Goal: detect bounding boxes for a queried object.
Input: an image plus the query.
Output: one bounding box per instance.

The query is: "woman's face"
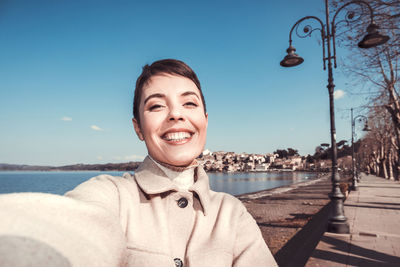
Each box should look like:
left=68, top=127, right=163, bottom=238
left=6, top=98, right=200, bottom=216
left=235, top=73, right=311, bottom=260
left=133, top=74, right=208, bottom=166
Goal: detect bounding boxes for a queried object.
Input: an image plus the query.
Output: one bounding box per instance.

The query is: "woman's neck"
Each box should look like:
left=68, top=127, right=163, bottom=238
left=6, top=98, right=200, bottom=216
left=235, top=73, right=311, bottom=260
left=148, top=155, right=198, bottom=191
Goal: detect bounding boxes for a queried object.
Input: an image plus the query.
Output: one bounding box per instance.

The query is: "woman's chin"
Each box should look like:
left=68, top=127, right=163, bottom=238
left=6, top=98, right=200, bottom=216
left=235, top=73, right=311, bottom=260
left=153, top=153, right=197, bottom=167
left=166, top=157, right=196, bottom=167
left=149, top=145, right=203, bottom=167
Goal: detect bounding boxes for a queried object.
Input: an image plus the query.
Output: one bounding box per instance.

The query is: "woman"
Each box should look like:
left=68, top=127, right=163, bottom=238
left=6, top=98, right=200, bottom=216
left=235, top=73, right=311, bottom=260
left=0, top=59, right=277, bottom=267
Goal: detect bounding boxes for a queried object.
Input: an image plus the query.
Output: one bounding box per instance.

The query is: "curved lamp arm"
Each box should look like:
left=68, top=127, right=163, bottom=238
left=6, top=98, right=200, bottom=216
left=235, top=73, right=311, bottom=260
left=331, top=0, right=375, bottom=68
left=288, top=16, right=325, bottom=44
left=331, top=0, right=374, bottom=27
left=284, top=16, right=326, bottom=69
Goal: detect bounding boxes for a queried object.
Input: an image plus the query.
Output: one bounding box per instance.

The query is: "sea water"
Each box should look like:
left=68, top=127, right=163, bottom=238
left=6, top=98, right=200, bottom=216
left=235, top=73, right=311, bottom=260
left=0, top=171, right=318, bottom=196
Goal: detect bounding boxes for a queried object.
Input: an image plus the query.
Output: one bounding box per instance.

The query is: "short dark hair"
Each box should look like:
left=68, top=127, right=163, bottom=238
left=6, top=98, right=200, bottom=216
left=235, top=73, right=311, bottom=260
left=133, top=59, right=206, bottom=124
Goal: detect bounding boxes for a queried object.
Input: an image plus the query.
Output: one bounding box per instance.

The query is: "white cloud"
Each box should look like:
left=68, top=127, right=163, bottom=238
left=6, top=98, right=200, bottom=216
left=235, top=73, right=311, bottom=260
left=334, top=89, right=345, bottom=100
left=61, top=116, right=72, bottom=121
left=97, top=156, right=103, bottom=160
left=90, top=125, right=103, bottom=131
left=124, top=155, right=145, bottom=161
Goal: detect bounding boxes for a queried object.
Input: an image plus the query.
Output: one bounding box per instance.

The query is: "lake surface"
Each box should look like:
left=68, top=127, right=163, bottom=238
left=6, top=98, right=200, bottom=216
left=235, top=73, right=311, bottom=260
left=0, top=171, right=319, bottom=196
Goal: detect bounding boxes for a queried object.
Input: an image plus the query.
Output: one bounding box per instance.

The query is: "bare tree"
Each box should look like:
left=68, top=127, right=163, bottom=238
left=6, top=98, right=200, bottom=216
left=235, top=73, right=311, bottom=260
left=365, top=105, right=395, bottom=178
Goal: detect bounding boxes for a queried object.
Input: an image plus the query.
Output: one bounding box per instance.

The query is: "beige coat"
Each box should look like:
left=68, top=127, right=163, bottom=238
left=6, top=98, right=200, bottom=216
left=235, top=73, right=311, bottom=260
left=0, top=157, right=277, bottom=266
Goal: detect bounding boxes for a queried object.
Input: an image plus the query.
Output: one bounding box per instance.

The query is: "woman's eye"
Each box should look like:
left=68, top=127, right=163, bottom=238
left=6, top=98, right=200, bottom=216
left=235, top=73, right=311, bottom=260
left=149, top=104, right=163, bottom=111
left=184, top=102, right=198, bottom=107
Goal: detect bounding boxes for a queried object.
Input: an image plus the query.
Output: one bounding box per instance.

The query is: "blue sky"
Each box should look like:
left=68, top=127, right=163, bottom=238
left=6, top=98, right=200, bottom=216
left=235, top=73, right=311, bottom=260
left=0, top=0, right=370, bottom=165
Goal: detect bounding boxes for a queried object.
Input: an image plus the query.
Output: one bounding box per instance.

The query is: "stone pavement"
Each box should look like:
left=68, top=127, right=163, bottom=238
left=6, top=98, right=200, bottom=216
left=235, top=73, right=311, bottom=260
left=306, top=174, right=400, bottom=267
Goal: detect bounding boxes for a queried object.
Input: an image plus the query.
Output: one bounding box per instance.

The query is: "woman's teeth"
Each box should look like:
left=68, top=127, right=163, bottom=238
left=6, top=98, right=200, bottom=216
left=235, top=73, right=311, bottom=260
left=163, top=132, right=191, bottom=141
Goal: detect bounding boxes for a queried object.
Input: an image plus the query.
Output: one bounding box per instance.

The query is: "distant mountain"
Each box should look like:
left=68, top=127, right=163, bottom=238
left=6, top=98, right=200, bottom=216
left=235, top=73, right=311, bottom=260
left=0, top=162, right=141, bottom=171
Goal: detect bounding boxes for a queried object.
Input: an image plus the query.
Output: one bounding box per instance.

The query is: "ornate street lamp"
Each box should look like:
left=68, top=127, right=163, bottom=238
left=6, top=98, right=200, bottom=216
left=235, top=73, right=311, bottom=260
left=280, top=45, right=304, bottom=67
left=280, top=0, right=389, bottom=234
left=351, top=108, right=371, bottom=191
left=358, top=22, right=390, bottom=48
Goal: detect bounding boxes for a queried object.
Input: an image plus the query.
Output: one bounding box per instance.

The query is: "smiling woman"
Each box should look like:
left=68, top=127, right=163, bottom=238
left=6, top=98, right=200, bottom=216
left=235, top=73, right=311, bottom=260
left=132, top=72, right=208, bottom=167
left=0, top=59, right=277, bottom=267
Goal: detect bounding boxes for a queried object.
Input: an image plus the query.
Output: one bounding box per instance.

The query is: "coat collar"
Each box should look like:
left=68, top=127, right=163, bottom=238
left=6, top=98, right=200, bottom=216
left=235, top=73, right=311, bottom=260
left=134, top=156, right=211, bottom=215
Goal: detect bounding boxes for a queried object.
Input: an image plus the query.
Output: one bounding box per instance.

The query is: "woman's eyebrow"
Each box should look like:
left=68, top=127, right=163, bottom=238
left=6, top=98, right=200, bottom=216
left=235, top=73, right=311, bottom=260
left=144, top=93, right=166, bottom=105
left=181, top=91, right=200, bottom=99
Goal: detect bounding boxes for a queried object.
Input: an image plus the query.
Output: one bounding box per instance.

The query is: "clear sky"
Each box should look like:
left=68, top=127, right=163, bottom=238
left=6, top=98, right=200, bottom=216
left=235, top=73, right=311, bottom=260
left=0, top=0, right=370, bottom=165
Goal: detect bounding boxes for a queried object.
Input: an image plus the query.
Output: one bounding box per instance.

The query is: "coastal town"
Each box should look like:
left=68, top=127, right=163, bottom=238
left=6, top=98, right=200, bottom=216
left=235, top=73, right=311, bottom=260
left=197, top=149, right=332, bottom=172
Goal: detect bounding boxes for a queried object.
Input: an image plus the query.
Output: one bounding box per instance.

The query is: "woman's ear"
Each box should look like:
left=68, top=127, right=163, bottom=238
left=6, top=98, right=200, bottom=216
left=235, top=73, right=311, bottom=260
left=132, top=118, right=144, bottom=141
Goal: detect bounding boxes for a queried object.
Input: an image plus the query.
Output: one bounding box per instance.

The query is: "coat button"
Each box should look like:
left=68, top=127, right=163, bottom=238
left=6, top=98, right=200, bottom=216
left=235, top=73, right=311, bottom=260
left=177, top=197, right=188, bottom=208
left=174, top=258, right=183, bottom=267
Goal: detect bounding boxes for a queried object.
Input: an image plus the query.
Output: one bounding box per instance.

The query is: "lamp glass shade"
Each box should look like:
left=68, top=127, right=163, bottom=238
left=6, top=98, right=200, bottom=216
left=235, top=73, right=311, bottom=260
left=358, top=32, right=390, bottom=48
left=280, top=54, right=304, bottom=67
left=358, top=23, right=390, bottom=48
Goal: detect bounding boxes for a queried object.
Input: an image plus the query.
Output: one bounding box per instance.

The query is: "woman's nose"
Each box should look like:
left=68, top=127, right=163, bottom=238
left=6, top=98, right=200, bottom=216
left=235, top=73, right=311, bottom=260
left=168, top=106, right=184, bottom=121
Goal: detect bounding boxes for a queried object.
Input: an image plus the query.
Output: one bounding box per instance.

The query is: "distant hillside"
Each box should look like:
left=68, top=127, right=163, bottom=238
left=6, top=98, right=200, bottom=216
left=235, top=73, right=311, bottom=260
left=0, top=162, right=141, bottom=171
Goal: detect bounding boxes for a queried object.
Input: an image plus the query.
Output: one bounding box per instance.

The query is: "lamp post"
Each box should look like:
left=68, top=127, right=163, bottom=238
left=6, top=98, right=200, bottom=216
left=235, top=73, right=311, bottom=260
left=280, top=0, right=389, bottom=233
left=351, top=108, right=370, bottom=191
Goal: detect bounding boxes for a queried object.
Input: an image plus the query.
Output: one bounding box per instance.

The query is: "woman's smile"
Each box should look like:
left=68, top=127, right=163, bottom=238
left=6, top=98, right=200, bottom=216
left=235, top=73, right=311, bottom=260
left=162, top=130, right=193, bottom=143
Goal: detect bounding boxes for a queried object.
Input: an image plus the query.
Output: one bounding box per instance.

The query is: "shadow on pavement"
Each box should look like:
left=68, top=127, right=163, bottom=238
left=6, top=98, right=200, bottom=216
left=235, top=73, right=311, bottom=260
left=274, top=202, right=332, bottom=267
left=311, top=249, right=386, bottom=266
left=312, top=235, right=400, bottom=266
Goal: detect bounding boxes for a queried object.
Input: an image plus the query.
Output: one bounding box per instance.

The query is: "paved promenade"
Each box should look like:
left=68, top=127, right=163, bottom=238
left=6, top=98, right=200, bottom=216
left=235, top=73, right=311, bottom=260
left=306, top=174, right=400, bottom=266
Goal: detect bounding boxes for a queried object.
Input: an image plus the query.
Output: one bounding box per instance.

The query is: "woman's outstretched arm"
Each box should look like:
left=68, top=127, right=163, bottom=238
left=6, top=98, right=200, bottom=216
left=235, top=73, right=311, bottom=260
left=0, top=191, right=126, bottom=266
